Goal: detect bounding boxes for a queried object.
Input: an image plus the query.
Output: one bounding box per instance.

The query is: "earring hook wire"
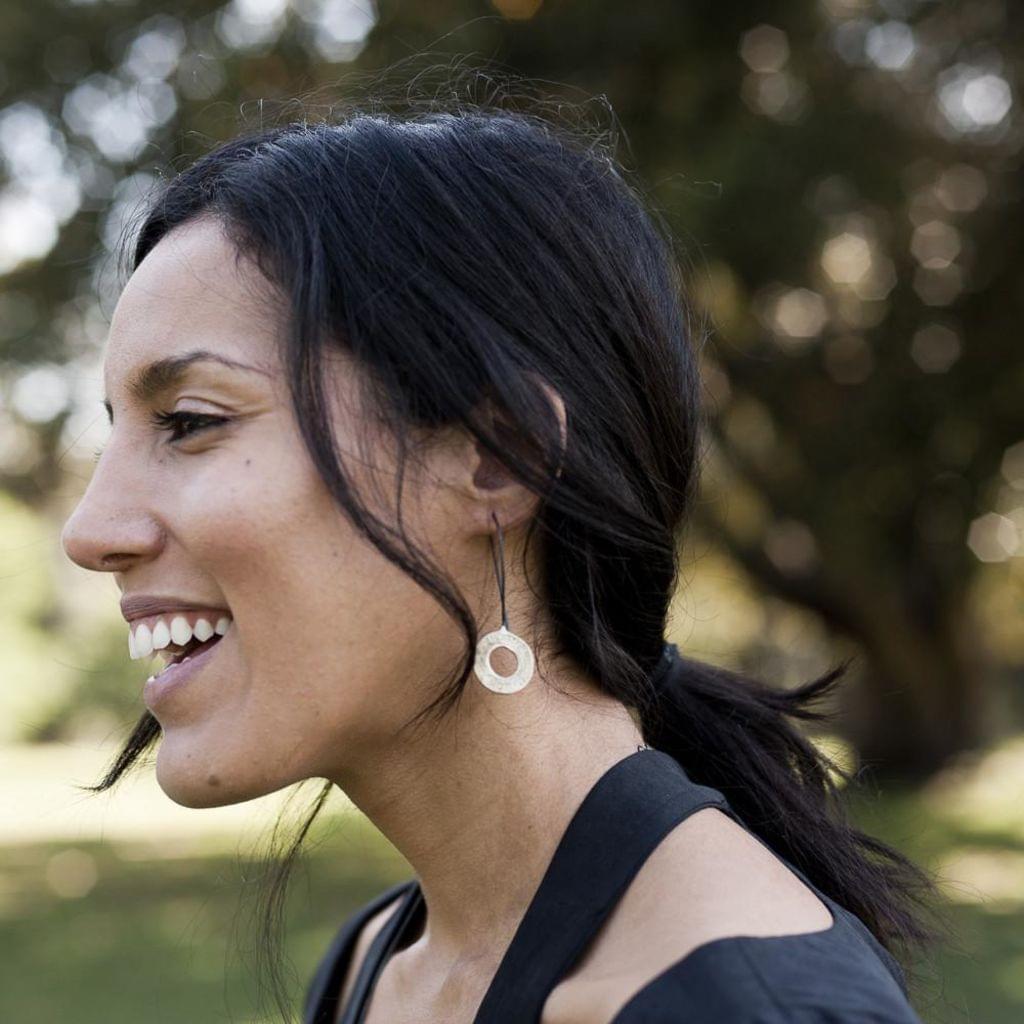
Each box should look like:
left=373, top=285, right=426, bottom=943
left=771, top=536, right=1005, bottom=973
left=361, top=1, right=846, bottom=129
left=490, top=510, right=509, bottom=629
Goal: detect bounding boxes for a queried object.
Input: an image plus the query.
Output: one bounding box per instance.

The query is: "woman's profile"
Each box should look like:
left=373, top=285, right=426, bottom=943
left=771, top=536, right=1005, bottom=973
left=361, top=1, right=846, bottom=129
left=61, top=68, right=947, bottom=1023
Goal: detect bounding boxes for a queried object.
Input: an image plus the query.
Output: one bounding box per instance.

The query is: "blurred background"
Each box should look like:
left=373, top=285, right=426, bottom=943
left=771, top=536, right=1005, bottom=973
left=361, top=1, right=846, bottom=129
left=1, top=0, right=1022, bottom=1021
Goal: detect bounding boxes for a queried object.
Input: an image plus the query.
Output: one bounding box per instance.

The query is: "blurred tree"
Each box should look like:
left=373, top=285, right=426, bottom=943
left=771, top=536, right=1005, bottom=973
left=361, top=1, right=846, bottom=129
left=1, top=0, right=1021, bottom=776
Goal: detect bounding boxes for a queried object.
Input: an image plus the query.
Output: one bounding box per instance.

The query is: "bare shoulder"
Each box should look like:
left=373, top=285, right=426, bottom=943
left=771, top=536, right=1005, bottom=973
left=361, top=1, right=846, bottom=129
left=541, top=806, right=835, bottom=1024
left=333, top=891, right=408, bottom=1024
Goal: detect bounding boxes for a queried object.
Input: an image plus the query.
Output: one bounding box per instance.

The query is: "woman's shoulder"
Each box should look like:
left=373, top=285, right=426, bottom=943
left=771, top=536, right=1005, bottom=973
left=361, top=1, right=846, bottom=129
left=302, top=879, right=414, bottom=1023
left=542, top=805, right=919, bottom=1024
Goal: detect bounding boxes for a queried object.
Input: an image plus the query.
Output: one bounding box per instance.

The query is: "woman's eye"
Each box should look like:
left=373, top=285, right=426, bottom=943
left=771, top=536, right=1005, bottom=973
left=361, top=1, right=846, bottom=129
left=150, top=410, right=228, bottom=443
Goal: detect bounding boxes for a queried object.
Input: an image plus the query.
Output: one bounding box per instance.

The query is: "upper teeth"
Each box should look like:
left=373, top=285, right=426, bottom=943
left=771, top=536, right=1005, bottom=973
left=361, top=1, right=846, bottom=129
left=129, top=614, right=233, bottom=662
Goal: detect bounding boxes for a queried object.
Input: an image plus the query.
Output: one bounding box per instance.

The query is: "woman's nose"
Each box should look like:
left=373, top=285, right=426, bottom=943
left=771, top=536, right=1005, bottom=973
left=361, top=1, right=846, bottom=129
left=60, top=460, right=164, bottom=573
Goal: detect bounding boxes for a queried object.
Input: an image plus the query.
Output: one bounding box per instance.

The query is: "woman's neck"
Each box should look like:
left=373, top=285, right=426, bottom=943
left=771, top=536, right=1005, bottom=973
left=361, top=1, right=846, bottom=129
left=332, top=666, right=644, bottom=969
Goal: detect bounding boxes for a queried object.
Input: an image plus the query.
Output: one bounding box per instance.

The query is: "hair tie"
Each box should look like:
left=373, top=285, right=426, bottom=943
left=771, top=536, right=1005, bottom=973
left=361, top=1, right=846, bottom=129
left=649, top=641, right=679, bottom=692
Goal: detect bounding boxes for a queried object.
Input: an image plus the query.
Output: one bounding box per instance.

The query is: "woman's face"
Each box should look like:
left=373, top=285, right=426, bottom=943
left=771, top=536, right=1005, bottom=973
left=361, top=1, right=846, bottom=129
left=61, top=216, right=494, bottom=808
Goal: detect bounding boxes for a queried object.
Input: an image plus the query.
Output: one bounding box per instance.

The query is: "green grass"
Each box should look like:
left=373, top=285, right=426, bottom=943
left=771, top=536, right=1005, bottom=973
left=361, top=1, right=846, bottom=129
left=1, top=782, right=1021, bottom=1023
left=842, top=780, right=1024, bottom=1023
left=0, top=813, right=411, bottom=1024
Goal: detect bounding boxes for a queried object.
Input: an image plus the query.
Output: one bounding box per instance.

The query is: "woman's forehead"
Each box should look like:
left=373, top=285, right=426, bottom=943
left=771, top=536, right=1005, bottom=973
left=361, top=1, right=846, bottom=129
left=117, top=218, right=265, bottom=321
left=104, top=221, right=281, bottom=382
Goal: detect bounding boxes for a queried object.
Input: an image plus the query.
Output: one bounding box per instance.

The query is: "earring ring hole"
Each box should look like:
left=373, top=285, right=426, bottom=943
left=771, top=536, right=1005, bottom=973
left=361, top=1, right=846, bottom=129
left=474, top=625, right=534, bottom=694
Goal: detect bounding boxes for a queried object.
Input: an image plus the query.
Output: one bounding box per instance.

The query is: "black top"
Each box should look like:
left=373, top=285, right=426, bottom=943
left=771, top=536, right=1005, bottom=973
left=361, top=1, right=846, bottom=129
left=303, top=656, right=924, bottom=1024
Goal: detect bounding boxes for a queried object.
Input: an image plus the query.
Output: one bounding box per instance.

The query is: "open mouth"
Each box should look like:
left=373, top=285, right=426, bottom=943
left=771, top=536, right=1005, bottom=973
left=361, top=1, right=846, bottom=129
left=144, top=624, right=231, bottom=698
left=165, top=632, right=224, bottom=665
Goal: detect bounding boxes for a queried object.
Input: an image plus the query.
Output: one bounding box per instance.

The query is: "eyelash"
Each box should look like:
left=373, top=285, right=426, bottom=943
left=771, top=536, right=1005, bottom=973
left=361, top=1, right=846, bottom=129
left=150, top=410, right=228, bottom=443
left=91, top=411, right=227, bottom=462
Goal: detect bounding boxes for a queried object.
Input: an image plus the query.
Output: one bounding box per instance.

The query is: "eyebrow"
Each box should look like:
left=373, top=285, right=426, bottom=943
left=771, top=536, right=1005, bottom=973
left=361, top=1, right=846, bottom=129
left=102, top=349, right=272, bottom=424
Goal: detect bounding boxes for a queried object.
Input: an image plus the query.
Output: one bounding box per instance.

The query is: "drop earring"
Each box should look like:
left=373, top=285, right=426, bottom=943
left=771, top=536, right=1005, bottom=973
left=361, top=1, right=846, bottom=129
left=473, top=512, right=535, bottom=694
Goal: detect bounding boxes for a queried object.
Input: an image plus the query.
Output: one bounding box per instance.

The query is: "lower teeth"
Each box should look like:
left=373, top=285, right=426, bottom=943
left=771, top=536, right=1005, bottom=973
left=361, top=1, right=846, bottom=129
left=147, top=640, right=214, bottom=683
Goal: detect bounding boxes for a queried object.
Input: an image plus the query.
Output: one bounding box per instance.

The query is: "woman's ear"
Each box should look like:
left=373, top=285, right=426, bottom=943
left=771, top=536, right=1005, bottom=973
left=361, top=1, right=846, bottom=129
left=472, top=377, right=566, bottom=491
left=467, top=377, right=567, bottom=530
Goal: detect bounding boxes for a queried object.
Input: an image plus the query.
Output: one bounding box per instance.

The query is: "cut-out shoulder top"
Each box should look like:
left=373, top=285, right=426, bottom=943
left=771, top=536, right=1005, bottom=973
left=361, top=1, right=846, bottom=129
left=302, top=743, right=925, bottom=1023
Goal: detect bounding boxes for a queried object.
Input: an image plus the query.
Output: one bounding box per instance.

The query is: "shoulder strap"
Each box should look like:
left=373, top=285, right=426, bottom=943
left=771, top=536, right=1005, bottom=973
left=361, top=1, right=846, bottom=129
left=473, top=748, right=731, bottom=1022
left=337, top=879, right=423, bottom=1024
left=304, top=878, right=417, bottom=1024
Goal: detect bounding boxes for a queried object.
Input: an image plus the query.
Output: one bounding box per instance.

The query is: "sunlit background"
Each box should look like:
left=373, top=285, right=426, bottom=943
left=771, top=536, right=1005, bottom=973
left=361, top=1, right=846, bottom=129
left=1, top=0, right=1022, bottom=1021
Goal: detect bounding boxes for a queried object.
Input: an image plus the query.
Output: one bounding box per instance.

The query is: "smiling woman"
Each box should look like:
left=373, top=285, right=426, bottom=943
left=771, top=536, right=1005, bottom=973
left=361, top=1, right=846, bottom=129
left=59, top=68, right=945, bottom=1024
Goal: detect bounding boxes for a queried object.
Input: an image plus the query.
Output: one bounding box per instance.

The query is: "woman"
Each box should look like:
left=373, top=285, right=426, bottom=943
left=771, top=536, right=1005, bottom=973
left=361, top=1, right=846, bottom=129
left=62, top=81, right=945, bottom=1023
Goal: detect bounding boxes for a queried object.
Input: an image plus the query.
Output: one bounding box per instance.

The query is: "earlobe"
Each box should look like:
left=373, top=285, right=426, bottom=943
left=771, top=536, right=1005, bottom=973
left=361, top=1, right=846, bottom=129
left=462, top=376, right=567, bottom=530
left=463, top=433, right=538, bottom=537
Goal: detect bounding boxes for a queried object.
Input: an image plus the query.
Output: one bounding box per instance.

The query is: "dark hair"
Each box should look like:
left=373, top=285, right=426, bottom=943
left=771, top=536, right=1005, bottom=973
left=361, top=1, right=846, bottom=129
left=81, top=64, right=951, bottom=1021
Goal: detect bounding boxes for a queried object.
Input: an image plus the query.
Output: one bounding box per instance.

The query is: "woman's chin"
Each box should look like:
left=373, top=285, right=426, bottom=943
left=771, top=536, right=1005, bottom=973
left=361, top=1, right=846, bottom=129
left=155, top=742, right=259, bottom=809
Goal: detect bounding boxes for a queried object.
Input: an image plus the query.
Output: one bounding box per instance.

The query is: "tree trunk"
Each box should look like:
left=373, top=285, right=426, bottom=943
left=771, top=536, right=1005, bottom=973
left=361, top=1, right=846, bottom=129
left=838, top=585, right=995, bottom=782
left=691, top=510, right=997, bottom=780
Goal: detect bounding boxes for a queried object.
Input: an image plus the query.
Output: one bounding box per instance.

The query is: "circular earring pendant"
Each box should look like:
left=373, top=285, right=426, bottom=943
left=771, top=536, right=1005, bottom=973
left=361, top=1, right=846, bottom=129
left=473, top=625, right=535, bottom=694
